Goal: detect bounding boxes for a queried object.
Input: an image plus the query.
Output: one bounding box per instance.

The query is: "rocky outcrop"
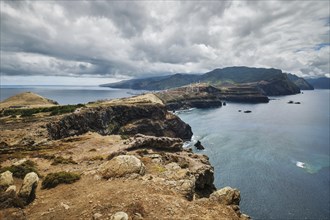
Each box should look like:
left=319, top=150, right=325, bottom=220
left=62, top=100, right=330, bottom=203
left=18, top=172, right=39, bottom=205
left=110, top=212, right=129, bottom=220
left=128, top=134, right=183, bottom=152
left=100, top=155, right=145, bottom=179
left=194, top=140, right=205, bottom=150
left=165, top=99, right=222, bottom=111
left=47, top=104, right=193, bottom=140
left=156, top=84, right=269, bottom=109
left=210, top=186, right=241, bottom=205
left=0, top=171, right=14, bottom=189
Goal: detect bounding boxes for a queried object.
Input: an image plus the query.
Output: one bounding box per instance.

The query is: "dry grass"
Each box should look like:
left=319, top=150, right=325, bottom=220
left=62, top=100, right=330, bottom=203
left=0, top=92, right=58, bottom=109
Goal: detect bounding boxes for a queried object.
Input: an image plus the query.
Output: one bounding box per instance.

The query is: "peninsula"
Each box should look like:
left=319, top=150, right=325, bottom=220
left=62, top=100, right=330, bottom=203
left=0, top=92, right=249, bottom=219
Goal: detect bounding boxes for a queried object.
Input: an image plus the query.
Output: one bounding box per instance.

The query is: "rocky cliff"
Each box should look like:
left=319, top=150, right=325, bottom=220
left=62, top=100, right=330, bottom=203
left=47, top=104, right=193, bottom=140
left=156, top=84, right=269, bottom=109
left=286, top=73, right=314, bottom=90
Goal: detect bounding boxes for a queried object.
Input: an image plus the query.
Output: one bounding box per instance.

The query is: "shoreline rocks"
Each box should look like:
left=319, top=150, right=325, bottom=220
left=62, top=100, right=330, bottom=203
left=209, top=186, right=241, bottom=205
left=194, top=140, right=205, bottom=150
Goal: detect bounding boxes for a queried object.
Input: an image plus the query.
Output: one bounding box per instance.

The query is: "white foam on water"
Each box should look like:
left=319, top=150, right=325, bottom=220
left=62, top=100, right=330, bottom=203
left=296, top=161, right=306, bottom=168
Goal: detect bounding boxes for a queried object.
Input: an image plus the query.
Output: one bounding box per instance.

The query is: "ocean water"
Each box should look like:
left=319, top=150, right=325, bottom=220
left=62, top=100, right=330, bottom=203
left=178, top=90, right=330, bottom=220
left=1, top=86, right=329, bottom=219
left=0, top=85, right=145, bottom=105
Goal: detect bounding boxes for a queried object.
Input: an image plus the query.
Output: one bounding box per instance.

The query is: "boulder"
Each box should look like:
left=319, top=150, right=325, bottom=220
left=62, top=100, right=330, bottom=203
left=100, top=155, right=145, bottom=179
left=18, top=172, right=39, bottom=204
left=194, top=140, right=205, bottom=150
left=194, top=165, right=216, bottom=197
left=209, top=186, right=240, bottom=205
left=110, top=211, right=129, bottom=220
left=0, top=171, right=14, bottom=189
left=128, top=134, right=183, bottom=152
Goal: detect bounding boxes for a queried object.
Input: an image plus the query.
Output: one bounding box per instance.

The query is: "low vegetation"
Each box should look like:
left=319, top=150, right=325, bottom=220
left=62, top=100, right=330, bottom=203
left=42, top=171, right=81, bottom=189
left=0, top=191, right=25, bottom=209
left=0, top=160, right=39, bottom=179
left=0, top=104, right=85, bottom=117
left=51, top=156, right=77, bottom=165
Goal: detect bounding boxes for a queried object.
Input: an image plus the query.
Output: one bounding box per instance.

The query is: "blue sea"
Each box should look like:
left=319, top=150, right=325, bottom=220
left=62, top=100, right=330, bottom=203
left=1, top=86, right=329, bottom=219
left=179, top=90, right=330, bottom=220
left=0, top=85, right=145, bottom=104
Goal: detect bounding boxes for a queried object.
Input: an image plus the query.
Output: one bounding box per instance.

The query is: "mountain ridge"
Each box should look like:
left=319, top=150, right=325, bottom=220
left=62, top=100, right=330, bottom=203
left=305, top=77, right=330, bottom=89
left=101, top=66, right=308, bottom=95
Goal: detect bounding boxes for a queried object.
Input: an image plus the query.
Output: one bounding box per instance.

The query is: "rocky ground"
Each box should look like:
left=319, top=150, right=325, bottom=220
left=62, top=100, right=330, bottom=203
left=0, top=92, right=250, bottom=220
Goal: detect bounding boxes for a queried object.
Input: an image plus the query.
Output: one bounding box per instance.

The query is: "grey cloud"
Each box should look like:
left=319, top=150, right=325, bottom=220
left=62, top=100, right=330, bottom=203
left=0, top=0, right=329, bottom=81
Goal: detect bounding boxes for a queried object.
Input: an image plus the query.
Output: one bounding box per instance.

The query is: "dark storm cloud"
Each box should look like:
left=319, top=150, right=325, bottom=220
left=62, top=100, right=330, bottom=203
left=0, top=0, right=329, bottom=80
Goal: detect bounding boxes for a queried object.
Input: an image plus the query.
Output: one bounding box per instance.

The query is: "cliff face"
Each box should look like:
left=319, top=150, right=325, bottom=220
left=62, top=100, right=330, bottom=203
left=47, top=104, right=193, bottom=140
left=256, top=76, right=301, bottom=96
left=156, top=84, right=269, bottom=109
left=286, top=73, right=314, bottom=90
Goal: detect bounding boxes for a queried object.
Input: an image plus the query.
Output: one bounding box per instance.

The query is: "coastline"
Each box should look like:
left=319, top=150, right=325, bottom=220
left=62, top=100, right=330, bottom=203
left=0, top=91, right=250, bottom=219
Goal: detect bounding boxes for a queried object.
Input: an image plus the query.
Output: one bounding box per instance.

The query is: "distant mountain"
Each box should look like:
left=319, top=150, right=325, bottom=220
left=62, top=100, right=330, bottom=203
left=101, top=66, right=301, bottom=96
left=305, top=77, right=330, bottom=89
left=286, top=73, right=314, bottom=90
left=101, top=74, right=200, bottom=90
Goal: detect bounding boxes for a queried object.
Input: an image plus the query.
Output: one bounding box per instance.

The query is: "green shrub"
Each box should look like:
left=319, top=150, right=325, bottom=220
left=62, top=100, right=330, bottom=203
left=42, top=172, right=80, bottom=189
left=120, top=134, right=130, bottom=140
left=21, top=110, right=34, bottom=117
left=51, top=156, right=77, bottom=165
left=1, top=104, right=85, bottom=118
left=0, top=160, right=38, bottom=179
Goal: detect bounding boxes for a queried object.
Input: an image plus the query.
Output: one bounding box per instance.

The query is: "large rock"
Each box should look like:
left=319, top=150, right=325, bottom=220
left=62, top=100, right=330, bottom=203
left=209, top=186, right=240, bottom=205
left=18, top=172, right=39, bottom=204
left=0, top=171, right=14, bottom=189
left=100, top=155, right=145, bottom=179
left=128, top=134, right=183, bottom=152
left=110, top=211, right=128, bottom=220
left=47, top=104, right=192, bottom=140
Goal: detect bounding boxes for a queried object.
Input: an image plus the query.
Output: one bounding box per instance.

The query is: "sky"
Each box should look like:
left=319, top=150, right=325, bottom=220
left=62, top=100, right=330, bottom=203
left=0, top=0, right=329, bottom=85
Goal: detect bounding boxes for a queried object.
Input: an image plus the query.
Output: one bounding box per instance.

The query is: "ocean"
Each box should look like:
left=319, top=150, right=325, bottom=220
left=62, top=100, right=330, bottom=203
left=1, top=86, right=329, bottom=219
left=179, top=90, right=330, bottom=220
left=0, top=85, right=145, bottom=104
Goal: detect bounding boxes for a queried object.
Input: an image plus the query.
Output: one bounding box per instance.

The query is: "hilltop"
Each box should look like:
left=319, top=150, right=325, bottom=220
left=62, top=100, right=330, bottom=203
left=0, top=92, right=58, bottom=109
left=101, top=66, right=308, bottom=96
